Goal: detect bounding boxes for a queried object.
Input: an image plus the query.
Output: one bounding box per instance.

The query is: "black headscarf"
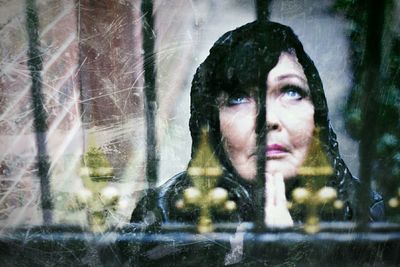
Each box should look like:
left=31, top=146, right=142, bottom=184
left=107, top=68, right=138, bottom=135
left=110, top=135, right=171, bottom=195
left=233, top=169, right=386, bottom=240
left=131, top=20, right=384, bottom=225
left=188, top=21, right=355, bottom=214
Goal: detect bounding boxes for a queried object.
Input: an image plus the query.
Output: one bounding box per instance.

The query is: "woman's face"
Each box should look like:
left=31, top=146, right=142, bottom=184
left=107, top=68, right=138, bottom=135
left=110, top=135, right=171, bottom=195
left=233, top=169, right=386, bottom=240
left=219, top=52, right=315, bottom=181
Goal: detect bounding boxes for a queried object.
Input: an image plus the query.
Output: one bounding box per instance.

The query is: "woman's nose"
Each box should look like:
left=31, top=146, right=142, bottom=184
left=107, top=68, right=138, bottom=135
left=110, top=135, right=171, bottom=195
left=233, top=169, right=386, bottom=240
left=266, top=104, right=281, bottom=131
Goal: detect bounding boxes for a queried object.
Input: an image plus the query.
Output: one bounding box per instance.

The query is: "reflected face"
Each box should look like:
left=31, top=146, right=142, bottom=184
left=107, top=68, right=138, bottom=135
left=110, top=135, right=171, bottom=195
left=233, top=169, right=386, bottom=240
left=219, top=52, right=315, bottom=181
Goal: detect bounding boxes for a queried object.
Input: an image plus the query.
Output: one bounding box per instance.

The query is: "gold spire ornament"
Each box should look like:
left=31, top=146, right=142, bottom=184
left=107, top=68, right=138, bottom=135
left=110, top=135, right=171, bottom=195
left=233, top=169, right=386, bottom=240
left=388, top=188, right=400, bottom=209
left=298, top=127, right=333, bottom=179
left=80, top=132, right=114, bottom=181
left=176, top=127, right=236, bottom=233
left=291, top=127, right=343, bottom=234
left=72, top=132, right=120, bottom=232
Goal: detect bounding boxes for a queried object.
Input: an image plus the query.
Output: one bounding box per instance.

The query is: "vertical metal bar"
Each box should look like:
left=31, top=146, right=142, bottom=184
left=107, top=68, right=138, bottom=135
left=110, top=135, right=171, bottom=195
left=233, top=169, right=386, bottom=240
left=254, top=84, right=267, bottom=229
left=141, top=0, right=159, bottom=187
left=357, top=0, right=385, bottom=225
left=76, top=0, right=90, bottom=126
left=256, top=0, right=271, bottom=22
left=254, top=0, right=271, bottom=229
left=25, top=0, right=53, bottom=224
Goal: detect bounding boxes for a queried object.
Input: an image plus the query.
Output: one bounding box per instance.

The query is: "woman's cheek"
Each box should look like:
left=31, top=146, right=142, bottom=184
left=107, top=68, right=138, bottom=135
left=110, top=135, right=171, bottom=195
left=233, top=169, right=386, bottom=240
left=221, top=121, right=254, bottom=154
left=286, top=104, right=315, bottom=173
left=220, top=108, right=258, bottom=180
left=286, top=104, right=314, bottom=145
left=220, top=109, right=256, bottom=149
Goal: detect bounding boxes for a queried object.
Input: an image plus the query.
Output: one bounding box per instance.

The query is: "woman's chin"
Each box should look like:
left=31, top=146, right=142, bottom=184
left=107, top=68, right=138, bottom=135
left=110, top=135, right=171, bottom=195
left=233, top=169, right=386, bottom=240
left=233, top=158, right=299, bottom=181
left=266, top=160, right=298, bottom=179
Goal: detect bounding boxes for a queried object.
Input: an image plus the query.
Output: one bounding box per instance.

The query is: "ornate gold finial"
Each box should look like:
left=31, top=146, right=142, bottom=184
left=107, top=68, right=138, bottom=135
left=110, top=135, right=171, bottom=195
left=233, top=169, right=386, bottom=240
left=388, top=188, right=400, bottom=209
left=298, top=127, right=333, bottom=178
left=66, top=132, right=120, bottom=232
left=291, top=185, right=343, bottom=234
left=292, top=127, right=342, bottom=234
left=80, top=131, right=114, bottom=180
left=176, top=127, right=236, bottom=233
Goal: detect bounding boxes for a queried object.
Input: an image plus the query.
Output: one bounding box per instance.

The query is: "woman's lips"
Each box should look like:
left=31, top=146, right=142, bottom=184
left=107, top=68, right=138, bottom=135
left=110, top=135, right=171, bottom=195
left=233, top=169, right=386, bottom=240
left=266, top=144, right=288, bottom=157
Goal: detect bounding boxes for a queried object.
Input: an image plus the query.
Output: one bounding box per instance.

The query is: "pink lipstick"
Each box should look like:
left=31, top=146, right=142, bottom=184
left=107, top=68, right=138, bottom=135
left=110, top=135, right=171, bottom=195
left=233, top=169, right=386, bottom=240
left=266, top=144, right=288, bottom=157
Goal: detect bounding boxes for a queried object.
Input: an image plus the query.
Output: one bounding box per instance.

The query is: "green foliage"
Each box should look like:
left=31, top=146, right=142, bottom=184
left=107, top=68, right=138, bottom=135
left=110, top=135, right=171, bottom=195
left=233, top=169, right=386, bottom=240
left=334, top=0, right=400, bottom=216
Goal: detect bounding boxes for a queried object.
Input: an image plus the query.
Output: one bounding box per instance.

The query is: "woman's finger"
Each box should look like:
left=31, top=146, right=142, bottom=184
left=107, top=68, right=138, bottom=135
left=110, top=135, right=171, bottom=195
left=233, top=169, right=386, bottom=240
left=264, top=172, right=293, bottom=227
left=265, top=173, right=275, bottom=207
left=274, top=172, right=287, bottom=207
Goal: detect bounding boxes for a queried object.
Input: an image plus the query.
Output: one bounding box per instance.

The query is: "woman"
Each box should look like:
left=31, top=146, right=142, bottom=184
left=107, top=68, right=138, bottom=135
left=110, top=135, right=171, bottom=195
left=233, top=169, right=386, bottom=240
left=131, top=21, right=384, bottom=226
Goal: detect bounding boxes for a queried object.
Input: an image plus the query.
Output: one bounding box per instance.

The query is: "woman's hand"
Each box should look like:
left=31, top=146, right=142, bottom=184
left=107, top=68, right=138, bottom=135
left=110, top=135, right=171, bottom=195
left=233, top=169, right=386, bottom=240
left=264, top=172, right=293, bottom=227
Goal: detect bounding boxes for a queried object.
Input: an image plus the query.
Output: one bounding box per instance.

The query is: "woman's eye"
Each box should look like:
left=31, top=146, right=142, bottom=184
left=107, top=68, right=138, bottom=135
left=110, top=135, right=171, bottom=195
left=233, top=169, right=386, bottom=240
left=282, top=86, right=306, bottom=101
left=226, top=95, right=251, bottom=106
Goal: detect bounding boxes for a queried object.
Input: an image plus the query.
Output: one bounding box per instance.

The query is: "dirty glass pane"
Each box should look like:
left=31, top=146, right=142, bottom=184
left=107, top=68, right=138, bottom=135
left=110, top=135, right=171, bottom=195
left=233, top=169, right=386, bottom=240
left=0, top=0, right=400, bottom=265
left=0, top=0, right=146, bottom=229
